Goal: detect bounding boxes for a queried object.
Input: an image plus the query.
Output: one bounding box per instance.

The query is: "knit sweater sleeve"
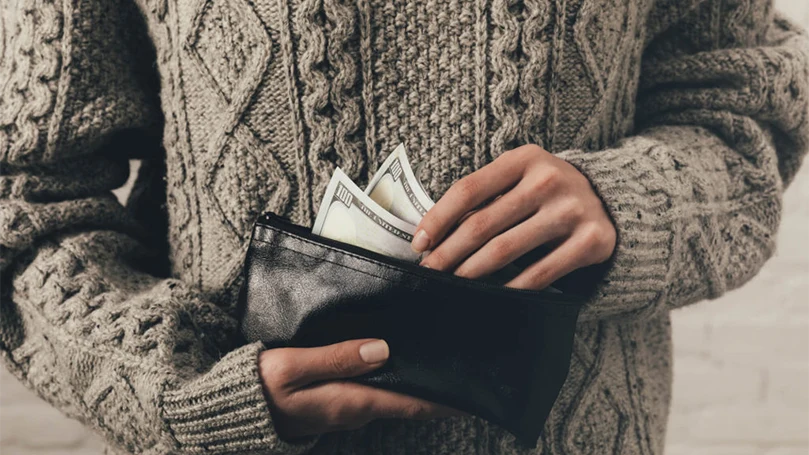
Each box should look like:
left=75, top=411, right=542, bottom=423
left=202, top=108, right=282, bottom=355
left=0, top=1, right=314, bottom=454
left=558, top=2, right=809, bottom=321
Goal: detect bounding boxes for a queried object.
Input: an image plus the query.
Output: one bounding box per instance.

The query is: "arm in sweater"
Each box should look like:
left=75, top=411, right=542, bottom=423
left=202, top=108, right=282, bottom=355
left=561, top=1, right=809, bottom=321
left=0, top=1, right=314, bottom=453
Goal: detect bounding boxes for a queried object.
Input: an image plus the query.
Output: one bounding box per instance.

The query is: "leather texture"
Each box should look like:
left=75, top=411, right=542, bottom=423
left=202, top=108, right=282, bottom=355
left=238, top=213, right=585, bottom=446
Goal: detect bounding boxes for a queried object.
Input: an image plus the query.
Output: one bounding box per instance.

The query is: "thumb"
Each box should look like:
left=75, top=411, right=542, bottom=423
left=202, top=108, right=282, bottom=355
left=288, top=339, right=390, bottom=388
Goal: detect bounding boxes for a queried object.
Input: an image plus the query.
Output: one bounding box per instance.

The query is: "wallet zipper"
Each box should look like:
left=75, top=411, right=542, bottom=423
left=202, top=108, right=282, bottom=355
left=255, top=213, right=584, bottom=306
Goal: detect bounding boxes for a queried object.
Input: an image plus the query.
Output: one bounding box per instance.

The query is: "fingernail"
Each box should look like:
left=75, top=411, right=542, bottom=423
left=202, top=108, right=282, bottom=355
left=359, top=340, right=389, bottom=364
left=412, top=230, right=431, bottom=252
left=419, top=250, right=432, bottom=267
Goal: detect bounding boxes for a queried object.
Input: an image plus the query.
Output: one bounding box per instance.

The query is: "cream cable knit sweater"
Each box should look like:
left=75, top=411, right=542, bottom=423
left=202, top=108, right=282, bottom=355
left=1, top=0, right=807, bottom=454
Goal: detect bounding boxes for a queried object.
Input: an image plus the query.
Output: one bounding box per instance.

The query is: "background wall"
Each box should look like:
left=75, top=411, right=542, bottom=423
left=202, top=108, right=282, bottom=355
left=1, top=1, right=808, bottom=453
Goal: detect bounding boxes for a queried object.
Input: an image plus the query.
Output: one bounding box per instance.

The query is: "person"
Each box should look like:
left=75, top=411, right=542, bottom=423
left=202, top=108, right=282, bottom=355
left=1, top=0, right=806, bottom=453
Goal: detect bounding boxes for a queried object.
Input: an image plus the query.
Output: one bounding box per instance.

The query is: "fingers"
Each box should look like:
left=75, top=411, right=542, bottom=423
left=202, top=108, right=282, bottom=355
left=263, top=341, right=464, bottom=440
left=294, top=381, right=463, bottom=432
left=505, top=225, right=607, bottom=290
left=453, top=209, right=570, bottom=279
left=419, top=183, right=539, bottom=271
left=267, top=339, right=390, bottom=390
left=412, top=149, right=530, bottom=253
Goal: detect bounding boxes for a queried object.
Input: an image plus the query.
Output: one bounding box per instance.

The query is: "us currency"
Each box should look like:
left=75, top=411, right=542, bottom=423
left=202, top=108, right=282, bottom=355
left=312, top=168, right=420, bottom=262
left=314, top=155, right=562, bottom=292
left=365, top=143, right=435, bottom=226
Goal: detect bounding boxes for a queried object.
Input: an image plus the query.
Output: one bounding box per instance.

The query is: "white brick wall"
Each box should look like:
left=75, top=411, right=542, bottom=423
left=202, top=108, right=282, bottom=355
left=1, top=2, right=808, bottom=452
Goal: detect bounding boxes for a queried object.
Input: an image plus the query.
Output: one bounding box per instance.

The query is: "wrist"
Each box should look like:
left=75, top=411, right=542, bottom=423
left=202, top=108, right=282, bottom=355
left=161, top=343, right=317, bottom=454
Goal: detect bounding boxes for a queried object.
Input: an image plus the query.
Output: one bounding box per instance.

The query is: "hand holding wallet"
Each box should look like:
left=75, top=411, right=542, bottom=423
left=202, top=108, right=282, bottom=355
left=237, top=212, right=584, bottom=447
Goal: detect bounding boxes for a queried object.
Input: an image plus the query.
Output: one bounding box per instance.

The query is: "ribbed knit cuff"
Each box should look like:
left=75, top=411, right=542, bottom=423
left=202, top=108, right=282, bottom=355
left=161, top=342, right=318, bottom=454
left=558, top=139, right=677, bottom=321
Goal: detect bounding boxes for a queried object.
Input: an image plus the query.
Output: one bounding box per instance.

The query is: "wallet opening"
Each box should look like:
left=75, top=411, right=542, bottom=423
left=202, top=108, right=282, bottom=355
left=254, top=212, right=585, bottom=306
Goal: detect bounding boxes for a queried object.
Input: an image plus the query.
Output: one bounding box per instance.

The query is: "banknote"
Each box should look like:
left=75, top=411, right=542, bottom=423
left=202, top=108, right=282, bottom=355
left=312, top=168, right=420, bottom=262
left=314, top=156, right=562, bottom=292
left=365, top=143, right=435, bottom=225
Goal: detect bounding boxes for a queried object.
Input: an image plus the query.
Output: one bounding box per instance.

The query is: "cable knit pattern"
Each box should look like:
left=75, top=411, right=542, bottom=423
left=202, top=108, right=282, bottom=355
left=518, top=0, right=552, bottom=148
left=1, top=0, right=807, bottom=454
left=490, top=0, right=525, bottom=156
left=0, top=0, right=62, bottom=164
left=294, top=0, right=340, bottom=201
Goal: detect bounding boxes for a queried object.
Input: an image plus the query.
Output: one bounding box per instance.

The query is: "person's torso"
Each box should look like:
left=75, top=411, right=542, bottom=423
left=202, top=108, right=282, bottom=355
left=136, top=1, right=673, bottom=452
left=149, top=0, right=654, bottom=295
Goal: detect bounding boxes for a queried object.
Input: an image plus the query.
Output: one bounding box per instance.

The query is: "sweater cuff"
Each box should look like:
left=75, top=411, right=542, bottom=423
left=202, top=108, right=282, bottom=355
left=557, top=139, right=676, bottom=320
left=161, top=342, right=318, bottom=455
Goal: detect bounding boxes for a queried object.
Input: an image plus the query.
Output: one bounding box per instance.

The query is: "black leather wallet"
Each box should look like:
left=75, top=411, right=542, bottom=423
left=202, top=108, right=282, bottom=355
left=238, top=212, right=585, bottom=446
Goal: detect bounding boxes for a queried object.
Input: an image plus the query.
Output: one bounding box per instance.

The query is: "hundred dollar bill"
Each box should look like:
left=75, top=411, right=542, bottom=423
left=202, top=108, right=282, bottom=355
left=366, top=143, right=435, bottom=225
left=312, top=168, right=420, bottom=262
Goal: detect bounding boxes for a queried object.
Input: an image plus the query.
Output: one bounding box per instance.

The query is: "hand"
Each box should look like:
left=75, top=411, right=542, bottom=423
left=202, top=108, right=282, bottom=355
left=413, top=144, right=616, bottom=290
left=259, top=339, right=460, bottom=440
